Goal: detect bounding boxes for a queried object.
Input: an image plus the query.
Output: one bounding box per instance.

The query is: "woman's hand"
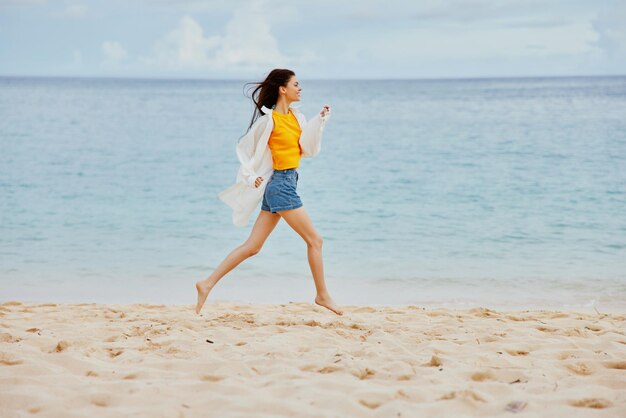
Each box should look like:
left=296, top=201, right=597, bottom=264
left=320, top=104, right=331, bottom=117
left=254, top=176, right=263, bottom=188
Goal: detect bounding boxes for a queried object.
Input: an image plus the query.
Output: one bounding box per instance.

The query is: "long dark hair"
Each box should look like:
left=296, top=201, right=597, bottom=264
left=242, top=68, right=295, bottom=134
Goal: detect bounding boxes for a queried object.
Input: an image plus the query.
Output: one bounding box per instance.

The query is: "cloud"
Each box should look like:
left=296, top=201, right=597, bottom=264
left=139, top=16, right=221, bottom=70
left=213, top=2, right=286, bottom=68
left=592, top=2, right=626, bottom=56
left=101, top=41, right=128, bottom=64
left=5, top=0, right=609, bottom=79
left=585, top=1, right=626, bottom=74
left=137, top=1, right=313, bottom=75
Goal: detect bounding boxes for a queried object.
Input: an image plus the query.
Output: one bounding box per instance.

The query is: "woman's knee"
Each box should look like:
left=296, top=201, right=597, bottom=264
left=307, top=235, right=323, bottom=250
left=241, top=242, right=262, bottom=257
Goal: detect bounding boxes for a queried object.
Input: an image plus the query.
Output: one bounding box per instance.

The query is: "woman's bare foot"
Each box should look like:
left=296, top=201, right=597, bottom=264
left=195, top=280, right=214, bottom=314
left=314, top=294, right=343, bottom=315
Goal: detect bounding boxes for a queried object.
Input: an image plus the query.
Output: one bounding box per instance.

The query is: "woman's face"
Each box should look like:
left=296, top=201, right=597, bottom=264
left=281, top=76, right=301, bottom=102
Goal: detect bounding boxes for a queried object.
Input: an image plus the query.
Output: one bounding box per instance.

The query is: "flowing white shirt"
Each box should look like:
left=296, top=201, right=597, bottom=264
left=218, top=105, right=331, bottom=227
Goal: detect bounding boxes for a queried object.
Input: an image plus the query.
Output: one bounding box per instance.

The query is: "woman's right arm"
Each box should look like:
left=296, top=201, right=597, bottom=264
left=235, top=116, right=267, bottom=188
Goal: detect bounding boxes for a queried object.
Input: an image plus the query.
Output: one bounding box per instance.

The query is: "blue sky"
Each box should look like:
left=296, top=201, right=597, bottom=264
left=0, top=0, right=624, bottom=79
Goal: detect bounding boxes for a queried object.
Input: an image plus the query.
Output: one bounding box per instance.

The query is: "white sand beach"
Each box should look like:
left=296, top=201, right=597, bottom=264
left=1, top=300, right=625, bottom=417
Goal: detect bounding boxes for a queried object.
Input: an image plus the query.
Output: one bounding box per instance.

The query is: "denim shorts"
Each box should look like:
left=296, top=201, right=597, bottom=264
left=261, top=168, right=303, bottom=213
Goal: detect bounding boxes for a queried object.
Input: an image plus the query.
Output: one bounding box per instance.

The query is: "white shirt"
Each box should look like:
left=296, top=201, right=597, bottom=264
left=218, top=105, right=331, bottom=227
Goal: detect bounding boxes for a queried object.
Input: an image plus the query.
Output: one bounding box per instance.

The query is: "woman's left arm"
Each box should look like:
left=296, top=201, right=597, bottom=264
left=299, top=105, right=331, bottom=158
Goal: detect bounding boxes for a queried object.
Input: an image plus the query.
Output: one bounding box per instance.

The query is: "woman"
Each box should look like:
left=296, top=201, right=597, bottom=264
left=195, top=68, right=343, bottom=316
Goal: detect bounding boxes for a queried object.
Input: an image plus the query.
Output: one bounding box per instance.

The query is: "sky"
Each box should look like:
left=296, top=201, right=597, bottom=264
left=0, top=0, right=625, bottom=80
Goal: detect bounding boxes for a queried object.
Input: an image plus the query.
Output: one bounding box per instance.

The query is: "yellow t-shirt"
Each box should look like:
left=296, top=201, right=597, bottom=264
left=268, top=108, right=302, bottom=170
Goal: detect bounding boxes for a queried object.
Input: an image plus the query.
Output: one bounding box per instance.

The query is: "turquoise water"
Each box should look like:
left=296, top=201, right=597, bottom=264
left=1, top=76, right=625, bottom=311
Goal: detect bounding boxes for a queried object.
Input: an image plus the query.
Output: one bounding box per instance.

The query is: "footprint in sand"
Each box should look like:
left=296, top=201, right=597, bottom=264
left=563, top=328, right=586, bottom=337
left=439, top=389, right=486, bottom=403
left=317, top=366, right=342, bottom=374
left=275, top=319, right=298, bottom=327
left=469, top=307, right=499, bottom=318
left=558, top=352, right=578, bottom=360
left=505, top=401, right=527, bottom=413
left=471, top=371, right=495, bottom=381
left=565, top=362, right=593, bottom=376
left=299, top=364, right=342, bottom=374
left=359, top=399, right=382, bottom=409
left=54, top=340, right=69, bottom=352
left=0, top=333, right=20, bottom=343
left=0, top=352, right=23, bottom=366
left=471, top=370, right=528, bottom=383
left=481, top=335, right=500, bottom=342
left=352, top=367, right=376, bottom=380
left=106, top=348, right=124, bottom=358
left=604, top=361, right=626, bottom=370
left=90, top=394, right=111, bottom=407
left=506, top=349, right=530, bottom=356
left=570, top=398, right=613, bottom=409
left=200, top=374, right=225, bottom=382
left=423, top=355, right=443, bottom=367
left=535, top=326, right=559, bottom=333
left=584, top=324, right=604, bottom=332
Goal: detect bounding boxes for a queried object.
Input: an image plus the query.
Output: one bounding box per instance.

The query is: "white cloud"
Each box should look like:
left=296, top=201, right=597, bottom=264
left=139, top=16, right=220, bottom=70
left=592, top=2, right=626, bottom=55
left=5, top=0, right=614, bottom=78
left=213, top=2, right=286, bottom=68
left=138, top=1, right=312, bottom=74
left=102, top=41, right=128, bottom=64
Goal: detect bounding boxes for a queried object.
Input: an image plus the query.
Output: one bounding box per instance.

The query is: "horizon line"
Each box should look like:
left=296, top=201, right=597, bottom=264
left=0, top=73, right=625, bottom=82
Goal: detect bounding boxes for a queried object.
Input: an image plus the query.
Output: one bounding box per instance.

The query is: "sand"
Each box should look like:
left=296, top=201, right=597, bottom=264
left=0, top=300, right=625, bottom=417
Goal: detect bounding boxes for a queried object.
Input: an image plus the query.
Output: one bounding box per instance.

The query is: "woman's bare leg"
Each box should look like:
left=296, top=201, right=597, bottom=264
left=278, top=206, right=343, bottom=315
left=195, top=210, right=281, bottom=314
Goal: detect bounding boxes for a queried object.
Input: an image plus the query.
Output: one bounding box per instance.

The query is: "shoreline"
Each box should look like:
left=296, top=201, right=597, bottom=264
left=1, top=300, right=625, bottom=417
left=3, top=292, right=625, bottom=315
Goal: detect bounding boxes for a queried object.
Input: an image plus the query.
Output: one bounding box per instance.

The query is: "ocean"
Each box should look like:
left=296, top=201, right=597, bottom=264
left=1, top=75, right=625, bottom=311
